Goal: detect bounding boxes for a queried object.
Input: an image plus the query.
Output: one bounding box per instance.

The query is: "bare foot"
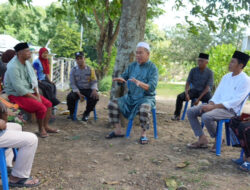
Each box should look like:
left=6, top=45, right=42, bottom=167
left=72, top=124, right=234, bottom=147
left=45, top=127, right=59, bottom=133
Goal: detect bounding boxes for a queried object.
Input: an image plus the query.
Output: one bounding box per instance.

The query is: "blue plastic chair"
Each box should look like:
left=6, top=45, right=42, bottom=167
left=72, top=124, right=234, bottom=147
left=215, top=93, right=250, bottom=156
left=125, top=80, right=158, bottom=139
left=73, top=97, right=97, bottom=121
left=181, top=99, right=196, bottom=120
left=0, top=148, right=18, bottom=190
left=126, top=108, right=158, bottom=139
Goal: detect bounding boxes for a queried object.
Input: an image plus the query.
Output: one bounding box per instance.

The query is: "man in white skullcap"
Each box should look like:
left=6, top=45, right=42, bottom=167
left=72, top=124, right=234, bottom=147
left=106, top=42, right=158, bottom=144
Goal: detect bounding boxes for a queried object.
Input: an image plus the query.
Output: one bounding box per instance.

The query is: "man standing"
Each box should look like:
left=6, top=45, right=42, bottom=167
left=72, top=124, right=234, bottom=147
left=106, top=42, right=158, bottom=144
left=4, top=42, right=58, bottom=138
left=171, top=53, right=214, bottom=121
left=187, top=51, right=250, bottom=150
left=67, top=52, right=99, bottom=121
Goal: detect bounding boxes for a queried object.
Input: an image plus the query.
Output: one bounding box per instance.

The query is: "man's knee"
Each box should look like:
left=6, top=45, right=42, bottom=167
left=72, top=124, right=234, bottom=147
left=201, top=112, right=213, bottom=123
left=108, top=100, right=118, bottom=110
left=187, top=107, right=195, bottom=118
left=139, top=104, right=151, bottom=113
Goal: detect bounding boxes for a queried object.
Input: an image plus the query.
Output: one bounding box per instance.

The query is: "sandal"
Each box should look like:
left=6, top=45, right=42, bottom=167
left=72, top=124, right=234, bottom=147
left=9, top=177, right=40, bottom=188
left=232, top=158, right=244, bottom=165
left=46, top=128, right=60, bottom=133
left=187, top=142, right=208, bottom=149
left=105, top=131, right=124, bottom=139
left=38, top=132, right=49, bottom=138
left=139, top=136, right=149, bottom=145
left=239, top=161, right=250, bottom=172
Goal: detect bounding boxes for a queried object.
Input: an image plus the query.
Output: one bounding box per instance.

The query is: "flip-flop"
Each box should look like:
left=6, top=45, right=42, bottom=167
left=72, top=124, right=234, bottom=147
left=105, top=131, right=124, bottom=139
left=239, top=161, right=250, bottom=172
left=139, top=136, right=149, bottom=145
left=38, top=133, right=49, bottom=138
left=46, top=129, right=60, bottom=133
left=9, top=177, right=40, bottom=188
left=187, top=143, right=208, bottom=149
left=232, top=158, right=244, bottom=165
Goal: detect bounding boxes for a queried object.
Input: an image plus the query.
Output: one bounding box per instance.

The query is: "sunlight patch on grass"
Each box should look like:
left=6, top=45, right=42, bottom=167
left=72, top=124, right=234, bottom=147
left=157, top=82, right=185, bottom=99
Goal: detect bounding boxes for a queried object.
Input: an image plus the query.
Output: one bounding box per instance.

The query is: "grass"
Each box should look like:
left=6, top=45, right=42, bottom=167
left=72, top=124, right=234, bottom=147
left=156, top=82, right=185, bottom=99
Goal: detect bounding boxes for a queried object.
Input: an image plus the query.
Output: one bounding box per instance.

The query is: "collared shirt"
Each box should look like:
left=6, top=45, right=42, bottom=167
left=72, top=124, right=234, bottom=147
left=33, top=58, right=46, bottom=80
left=210, top=72, right=250, bottom=115
left=187, top=67, right=214, bottom=91
left=4, top=56, right=38, bottom=96
left=117, top=61, right=158, bottom=119
left=69, top=65, right=98, bottom=92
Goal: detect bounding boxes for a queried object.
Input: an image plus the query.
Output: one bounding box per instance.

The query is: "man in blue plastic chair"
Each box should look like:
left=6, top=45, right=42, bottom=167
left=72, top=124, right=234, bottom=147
left=105, top=42, right=158, bottom=144
left=171, top=53, right=214, bottom=121
left=187, top=51, right=250, bottom=150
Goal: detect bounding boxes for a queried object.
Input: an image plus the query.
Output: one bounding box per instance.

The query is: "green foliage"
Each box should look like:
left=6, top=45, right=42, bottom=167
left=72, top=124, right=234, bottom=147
left=165, top=25, right=213, bottom=65
left=98, top=75, right=112, bottom=92
left=49, top=22, right=81, bottom=58
left=174, top=0, right=250, bottom=32
left=207, top=44, right=236, bottom=88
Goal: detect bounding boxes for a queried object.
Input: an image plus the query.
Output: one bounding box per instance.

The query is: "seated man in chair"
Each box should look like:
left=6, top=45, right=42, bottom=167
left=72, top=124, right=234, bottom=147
left=4, top=42, right=58, bottom=138
left=106, top=42, right=158, bottom=144
left=187, top=51, right=250, bottom=150
left=66, top=52, right=99, bottom=121
left=171, top=53, right=214, bottom=121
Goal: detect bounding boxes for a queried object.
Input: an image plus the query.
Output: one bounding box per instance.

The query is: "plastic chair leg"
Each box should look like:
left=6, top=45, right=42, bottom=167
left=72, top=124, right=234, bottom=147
left=225, top=123, right=231, bottom=146
left=93, top=109, right=97, bottom=121
left=216, top=120, right=224, bottom=156
left=73, top=100, right=79, bottom=121
left=181, top=101, right=189, bottom=120
left=152, top=109, right=158, bottom=139
left=0, top=148, right=9, bottom=190
left=240, top=149, right=244, bottom=160
left=126, top=120, right=133, bottom=138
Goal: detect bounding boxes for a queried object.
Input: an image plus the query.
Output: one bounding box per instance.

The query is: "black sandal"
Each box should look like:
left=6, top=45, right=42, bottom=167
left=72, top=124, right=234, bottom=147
left=105, top=131, right=124, bottom=139
left=9, top=177, right=40, bottom=188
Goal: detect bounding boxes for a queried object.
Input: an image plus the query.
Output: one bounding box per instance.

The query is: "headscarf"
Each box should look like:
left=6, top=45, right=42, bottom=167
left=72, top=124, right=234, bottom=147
left=39, top=47, right=50, bottom=74
left=1, top=49, right=16, bottom=63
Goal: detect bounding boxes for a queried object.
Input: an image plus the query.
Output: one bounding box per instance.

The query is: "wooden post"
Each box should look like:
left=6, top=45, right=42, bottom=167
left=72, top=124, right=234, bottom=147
left=49, top=54, right=54, bottom=82
left=60, top=59, right=64, bottom=89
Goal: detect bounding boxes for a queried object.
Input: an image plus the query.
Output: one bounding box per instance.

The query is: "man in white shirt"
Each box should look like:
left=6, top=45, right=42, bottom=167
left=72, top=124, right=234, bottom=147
left=186, top=50, right=250, bottom=149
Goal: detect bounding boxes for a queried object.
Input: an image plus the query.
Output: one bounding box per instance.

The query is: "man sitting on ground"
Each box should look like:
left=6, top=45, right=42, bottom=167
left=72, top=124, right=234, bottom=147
left=187, top=51, right=250, bottom=151
left=66, top=52, right=99, bottom=121
left=4, top=42, right=59, bottom=138
left=105, top=42, right=158, bottom=144
left=171, top=53, right=214, bottom=121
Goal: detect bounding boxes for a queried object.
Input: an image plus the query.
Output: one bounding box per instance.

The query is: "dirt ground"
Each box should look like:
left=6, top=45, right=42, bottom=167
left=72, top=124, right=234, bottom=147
left=5, top=90, right=250, bottom=190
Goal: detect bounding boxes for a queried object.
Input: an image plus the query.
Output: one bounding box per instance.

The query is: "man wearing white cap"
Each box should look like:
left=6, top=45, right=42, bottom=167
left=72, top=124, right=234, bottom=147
left=106, top=42, right=158, bottom=144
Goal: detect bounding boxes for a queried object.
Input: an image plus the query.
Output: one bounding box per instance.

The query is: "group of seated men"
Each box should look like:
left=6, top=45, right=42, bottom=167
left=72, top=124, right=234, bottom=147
left=0, top=41, right=249, bottom=188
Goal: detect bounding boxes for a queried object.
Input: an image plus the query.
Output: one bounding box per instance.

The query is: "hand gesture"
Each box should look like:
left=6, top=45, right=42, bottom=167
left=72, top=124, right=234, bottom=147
left=113, top=77, right=126, bottom=83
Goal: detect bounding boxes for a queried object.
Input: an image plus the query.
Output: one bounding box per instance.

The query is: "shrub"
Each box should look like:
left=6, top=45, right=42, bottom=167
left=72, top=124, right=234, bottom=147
left=98, top=76, right=112, bottom=92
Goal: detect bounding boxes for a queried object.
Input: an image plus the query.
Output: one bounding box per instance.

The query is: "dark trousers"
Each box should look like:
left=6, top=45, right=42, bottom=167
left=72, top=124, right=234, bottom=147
left=230, top=118, right=250, bottom=158
left=174, top=89, right=212, bottom=117
left=66, top=89, right=99, bottom=116
left=38, top=78, right=60, bottom=107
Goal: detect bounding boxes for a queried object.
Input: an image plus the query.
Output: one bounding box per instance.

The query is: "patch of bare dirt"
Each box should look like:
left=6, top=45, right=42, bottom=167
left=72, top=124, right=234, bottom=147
left=7, top=90, right=250, bottom=190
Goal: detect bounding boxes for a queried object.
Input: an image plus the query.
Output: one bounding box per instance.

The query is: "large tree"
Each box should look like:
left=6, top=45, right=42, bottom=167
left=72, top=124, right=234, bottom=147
left=110, top=0, right=148, bottom=98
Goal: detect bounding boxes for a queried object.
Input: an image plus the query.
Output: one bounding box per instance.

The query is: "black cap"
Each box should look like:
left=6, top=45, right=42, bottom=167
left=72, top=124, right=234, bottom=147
left=14, top=42, right=29, bottom=52
left=75, top=52, right=84, bottom=58
left=198, top=53, right=209, bottom=60
left=232, top=51, right=250, bottom=66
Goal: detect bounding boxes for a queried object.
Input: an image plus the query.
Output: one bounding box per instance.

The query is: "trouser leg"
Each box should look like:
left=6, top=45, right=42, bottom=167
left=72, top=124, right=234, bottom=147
left=187, top=104, right=204, bottom=137
left=0, top=123, right=38, bottom=178
left=139, top=104, right=151, bottom=131
left=108, top=99, right=120, bottom=125
left=201, top=108, right=235, bottom=138
left=66, top=91, right=79, bottom=115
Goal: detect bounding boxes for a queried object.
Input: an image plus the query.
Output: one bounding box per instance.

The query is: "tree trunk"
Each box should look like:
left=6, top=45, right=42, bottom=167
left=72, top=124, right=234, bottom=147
left=110, top=0, right=148, bottom=98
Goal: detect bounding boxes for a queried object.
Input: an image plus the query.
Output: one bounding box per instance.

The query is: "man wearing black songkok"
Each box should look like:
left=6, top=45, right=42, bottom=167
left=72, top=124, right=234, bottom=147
left=171, top=53, right=214, bottom=121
